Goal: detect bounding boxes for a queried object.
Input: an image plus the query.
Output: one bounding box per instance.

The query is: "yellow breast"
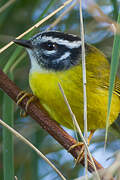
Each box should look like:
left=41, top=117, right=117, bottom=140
left=29, top=48, right=120, bottom=131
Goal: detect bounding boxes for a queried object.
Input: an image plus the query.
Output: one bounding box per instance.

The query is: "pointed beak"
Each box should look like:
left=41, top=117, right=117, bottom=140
left=13, top=39, right=33, bottom=49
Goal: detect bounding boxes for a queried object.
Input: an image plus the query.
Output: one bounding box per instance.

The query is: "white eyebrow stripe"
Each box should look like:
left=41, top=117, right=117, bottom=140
left=56, top=52, right=70, bottom=63
left=43, top=49, right=56, bottom=55
left=41, top=36, right=81, bottom=49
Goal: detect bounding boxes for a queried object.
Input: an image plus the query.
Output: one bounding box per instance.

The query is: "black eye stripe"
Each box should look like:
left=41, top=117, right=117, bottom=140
left=41, top=41, right=72, bottom=52
left=41, top=41, right=57, bottom=51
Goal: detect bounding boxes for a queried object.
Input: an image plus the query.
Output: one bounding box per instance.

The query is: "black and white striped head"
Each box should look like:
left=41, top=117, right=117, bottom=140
left=14, top=31, right=83, bottom=72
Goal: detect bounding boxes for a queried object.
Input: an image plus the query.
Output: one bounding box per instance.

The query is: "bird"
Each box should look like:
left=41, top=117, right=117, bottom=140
left=14, top=31, right=120, bottom=145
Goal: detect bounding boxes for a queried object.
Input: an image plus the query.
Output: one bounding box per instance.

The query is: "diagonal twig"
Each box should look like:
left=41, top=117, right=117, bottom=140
left=0, top=68, right=103, bottom=173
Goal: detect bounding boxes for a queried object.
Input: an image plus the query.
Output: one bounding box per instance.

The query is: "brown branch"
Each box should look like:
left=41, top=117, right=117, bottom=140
left=0, top=68, right=103, bottom=173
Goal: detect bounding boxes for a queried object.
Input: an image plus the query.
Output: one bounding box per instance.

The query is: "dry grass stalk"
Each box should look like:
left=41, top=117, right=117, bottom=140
left=0, top=0, right=16, bottom=13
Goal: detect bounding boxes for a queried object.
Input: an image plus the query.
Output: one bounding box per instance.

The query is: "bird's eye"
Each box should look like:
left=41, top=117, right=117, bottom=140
left=45, top=41, right=56, bottom=51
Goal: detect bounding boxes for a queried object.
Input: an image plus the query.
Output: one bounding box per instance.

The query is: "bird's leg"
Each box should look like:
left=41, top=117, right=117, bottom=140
left=16, top=91, right=38, bottom=116
left=87, top=130, right=95, bottom=145
left=68, top=130, right=95, bottom=165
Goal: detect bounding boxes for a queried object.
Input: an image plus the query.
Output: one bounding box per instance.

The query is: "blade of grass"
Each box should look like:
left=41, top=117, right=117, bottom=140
left=110, top=0, right=118, bottom=20
left=2, top=72, right=14, bottom=180
left=0, top=0, right=16, bottom=14
left=31, top=131, right=41, bottom=180
left=105, top=14, right=120, bottom=147
left=79, top=0, right=88, bottom=177
left=3, top=47, right=23, bottom=74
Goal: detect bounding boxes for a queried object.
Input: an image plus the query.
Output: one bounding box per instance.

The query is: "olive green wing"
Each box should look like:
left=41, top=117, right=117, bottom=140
left=101, top=77, right=120, bottom=97
left=114, top=77, right=120, bottom=97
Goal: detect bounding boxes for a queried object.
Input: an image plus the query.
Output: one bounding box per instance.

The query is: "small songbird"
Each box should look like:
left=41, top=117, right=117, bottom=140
left=14, top=31, right=120, bottom=141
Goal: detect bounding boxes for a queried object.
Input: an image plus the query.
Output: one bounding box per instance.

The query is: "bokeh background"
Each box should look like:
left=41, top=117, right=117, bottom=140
left=0, top=0, right=120, bottom=179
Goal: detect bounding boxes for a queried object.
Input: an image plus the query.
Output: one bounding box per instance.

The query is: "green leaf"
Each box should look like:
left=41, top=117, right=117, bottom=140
left=2, top=72, right=14, bottom=180
left=110, top=0, right=119, bottom=20
left=105, top=14, right=120, bottom=147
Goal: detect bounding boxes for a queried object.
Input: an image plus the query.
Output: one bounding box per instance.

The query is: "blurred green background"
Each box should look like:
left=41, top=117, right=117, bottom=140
left=0, top=0, right=120, bottom=179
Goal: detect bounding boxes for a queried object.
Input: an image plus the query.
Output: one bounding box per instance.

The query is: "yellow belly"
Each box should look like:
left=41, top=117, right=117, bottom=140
left=29, top=64, right=120, bottom=131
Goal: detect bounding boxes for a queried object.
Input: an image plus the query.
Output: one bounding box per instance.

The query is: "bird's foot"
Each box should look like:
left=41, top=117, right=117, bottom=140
left=16, top=91, right=38, bottom=116
left=68, top=130, right=95, bottom=165
left=68, top=142, right=85, bottom=165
